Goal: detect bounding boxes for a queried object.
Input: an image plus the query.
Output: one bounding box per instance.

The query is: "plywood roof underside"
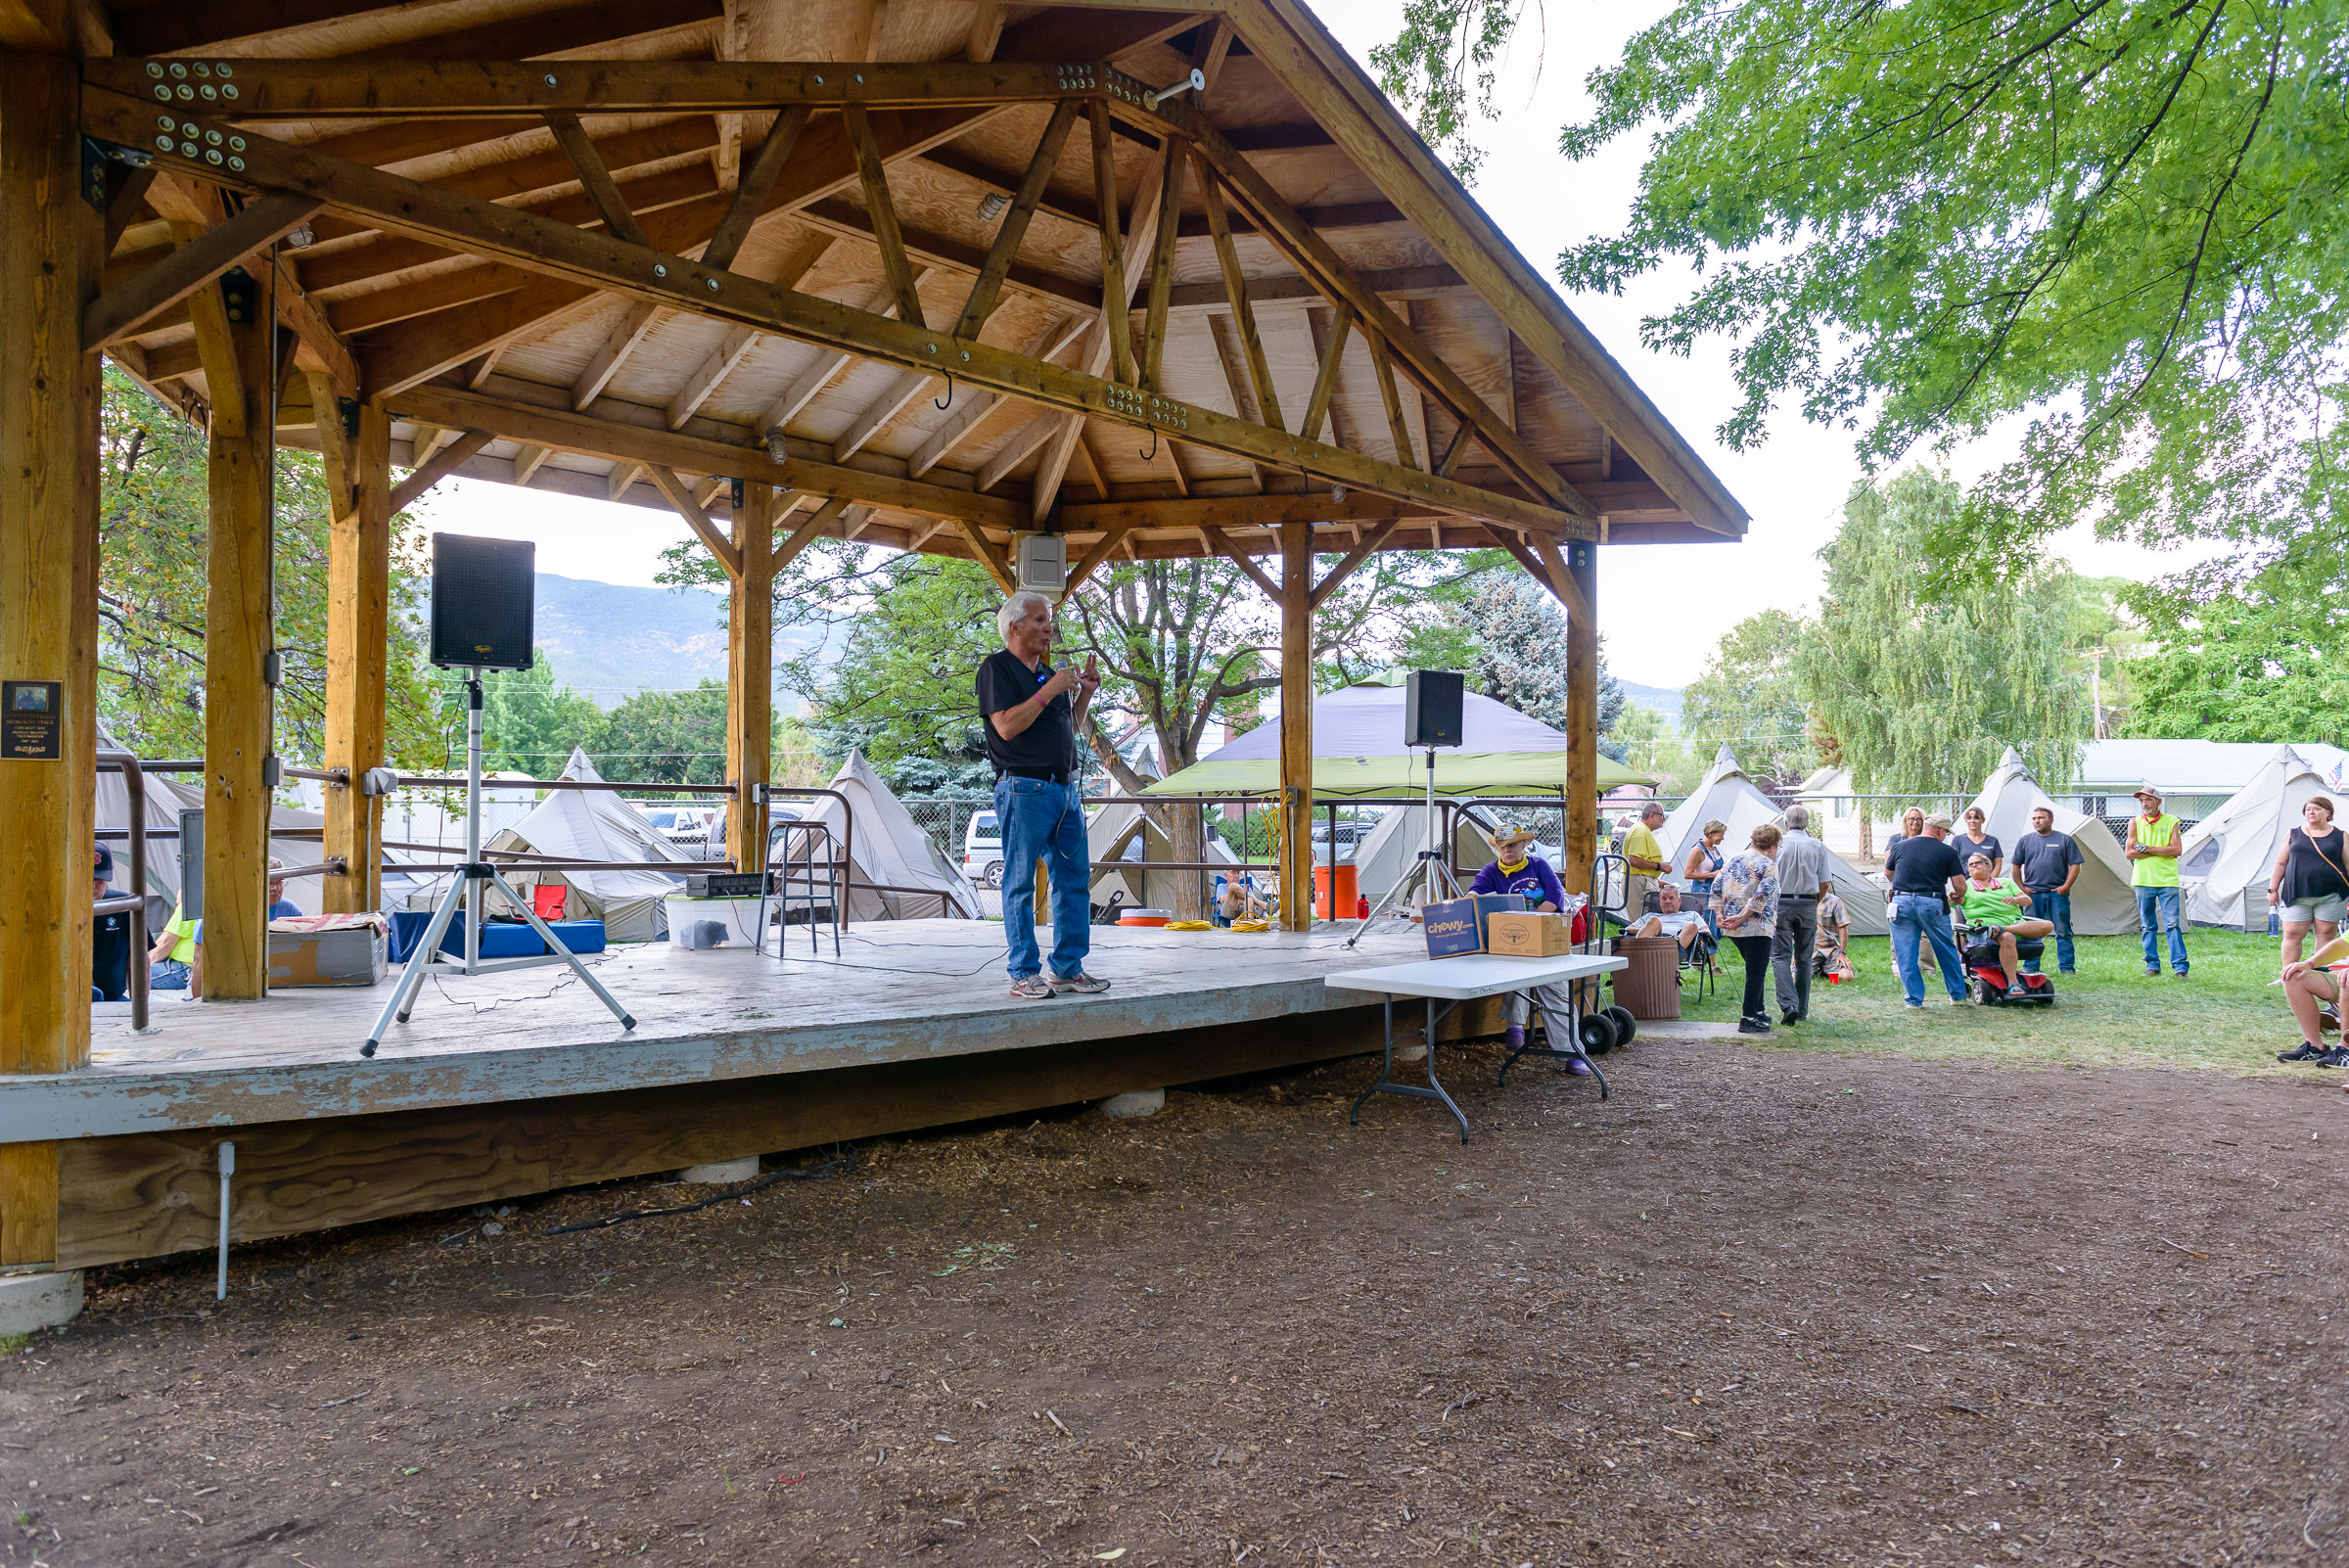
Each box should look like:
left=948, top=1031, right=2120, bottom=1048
left=98, top=0, right=1750, bottom=569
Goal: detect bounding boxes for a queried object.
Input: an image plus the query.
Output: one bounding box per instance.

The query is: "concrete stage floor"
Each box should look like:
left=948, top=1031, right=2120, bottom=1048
left=30, top=920, right=1436, bottom=1143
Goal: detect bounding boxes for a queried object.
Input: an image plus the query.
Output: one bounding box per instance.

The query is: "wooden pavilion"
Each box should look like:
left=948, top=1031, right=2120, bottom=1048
left=0, top=0, right=1743, bottom=1278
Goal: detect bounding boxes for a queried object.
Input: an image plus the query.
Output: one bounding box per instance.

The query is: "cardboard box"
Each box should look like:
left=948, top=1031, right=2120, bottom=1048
left=1486, top=910, right=1576, bottom=958
left=266, top=915, right=389, bottom=988
left=1420, top=893, right=1526, bottom=957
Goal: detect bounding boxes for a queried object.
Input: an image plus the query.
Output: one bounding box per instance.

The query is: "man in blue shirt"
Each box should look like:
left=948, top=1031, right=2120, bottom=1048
left=1471, top=827, right=1589, bottom=1073
left=2010, top=806, right=2084, bottom=974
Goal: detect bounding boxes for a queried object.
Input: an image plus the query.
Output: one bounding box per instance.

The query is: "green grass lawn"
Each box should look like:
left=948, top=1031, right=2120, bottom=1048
left=1657, top=925, right=2339, bottom=1078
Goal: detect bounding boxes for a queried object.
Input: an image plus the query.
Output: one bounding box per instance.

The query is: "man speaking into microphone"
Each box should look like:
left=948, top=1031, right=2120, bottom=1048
left=978, top=591, right=1107, bottom=1001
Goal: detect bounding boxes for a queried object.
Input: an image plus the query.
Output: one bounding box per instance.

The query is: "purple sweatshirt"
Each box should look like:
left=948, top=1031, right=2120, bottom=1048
left=1471, top=854, right=1566, bottom=910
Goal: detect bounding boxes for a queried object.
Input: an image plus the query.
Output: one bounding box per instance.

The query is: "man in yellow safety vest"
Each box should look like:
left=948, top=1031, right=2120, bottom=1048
left=2125, top=783, right=2188, bottom=979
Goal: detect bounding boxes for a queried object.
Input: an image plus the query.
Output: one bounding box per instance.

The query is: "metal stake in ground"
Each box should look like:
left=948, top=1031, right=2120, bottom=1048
left=360, top=670, right=634, bottom=1056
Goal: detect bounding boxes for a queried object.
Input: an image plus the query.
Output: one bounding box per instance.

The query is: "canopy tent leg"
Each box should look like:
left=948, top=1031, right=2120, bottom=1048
left=1279, top=521, right=1314, bottom=930
left=0, top=49, right=101, bottom=1269
left=726, top=482, right=776, bottom=876
left=322, top=399, right=390, bottom=914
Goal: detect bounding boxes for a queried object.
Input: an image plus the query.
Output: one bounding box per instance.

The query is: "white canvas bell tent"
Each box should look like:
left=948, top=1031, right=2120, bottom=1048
left=2180, top=744, right=2331, bottom=928
left=794, top=749, right=982, bottom=921
left=1087, top=800, right=1239, bottom=911
left=482, top=748, right=693, bottom=942
left=1658, top=747, right=1889, bottom=936
left=1352, top=803, right=1504, bottom=907
left=94, top=725, right=333, bottom=916
left=1962, top=747, right=2139, bottom=935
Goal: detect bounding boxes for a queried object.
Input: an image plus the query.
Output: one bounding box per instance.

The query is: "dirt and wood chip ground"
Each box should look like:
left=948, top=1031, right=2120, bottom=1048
left=2, top=1032, right=2342, bottom=1565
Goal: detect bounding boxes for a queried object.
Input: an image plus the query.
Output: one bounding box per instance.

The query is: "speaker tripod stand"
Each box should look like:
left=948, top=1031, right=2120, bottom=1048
left=1346, top=747, right=1462, bottom=947
left=361, top=670, right=635, bottom=1057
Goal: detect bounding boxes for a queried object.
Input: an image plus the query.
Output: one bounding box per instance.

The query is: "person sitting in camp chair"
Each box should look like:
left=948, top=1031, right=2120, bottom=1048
left=1626, top=880, right=1712, bottom=961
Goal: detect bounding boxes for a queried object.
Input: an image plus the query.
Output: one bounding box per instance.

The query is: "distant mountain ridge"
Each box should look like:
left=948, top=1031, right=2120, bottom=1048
left=1617, top=679, right=1683, bottom=719
left=530, top=574, right=824, bottom=711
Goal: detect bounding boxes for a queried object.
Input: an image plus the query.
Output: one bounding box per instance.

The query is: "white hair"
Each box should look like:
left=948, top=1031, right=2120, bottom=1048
left=1781, top=804, right=1810, bottom=831
left=996, top=590, right=1054, bottom=642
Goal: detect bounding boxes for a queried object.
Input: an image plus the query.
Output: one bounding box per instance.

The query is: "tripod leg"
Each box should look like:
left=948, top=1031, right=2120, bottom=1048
left=487, top=869, right=637, bottom=1031
left=363, top=880, right=465, bottom=1056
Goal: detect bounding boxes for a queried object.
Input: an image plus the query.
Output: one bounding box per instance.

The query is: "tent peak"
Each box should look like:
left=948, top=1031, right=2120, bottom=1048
left=1711, top=743, right=1740, bottom=772
left=2001, top=745, right=2023, bottom=766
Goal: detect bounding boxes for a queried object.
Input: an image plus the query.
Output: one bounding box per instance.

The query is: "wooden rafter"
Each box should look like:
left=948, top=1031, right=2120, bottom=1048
left=952, top=97, right=1080, bottom=341
left=1308, top=519, right=1403, bottom=610
left=703, top=105, right=809, bottom=270
left=1193, top=152, right=1280, bottom=432
left=1164, top=106, right=1594, bottom=521
left=392, top=382, right=1028, bottom=532
left=88, top=57, right=1159, bottom=118
left=386, top=429, right=492, bottom=512
left=908, top=314, right=1089, bottom=477
left=1086, top=101, right=1135, bottom=388
left=844, top=104, right=927, bottom=329
left=1219, top=541, right=1281, bottom=600
left=650, top=465, right=744, bottom=579
left=83, top=194, right=321, bottom=350
left=543, top=112, right=650, bottom=248
left=1297, top=301, right=1354, bottom=445
left=1138, top=145, right=1184, bottom=392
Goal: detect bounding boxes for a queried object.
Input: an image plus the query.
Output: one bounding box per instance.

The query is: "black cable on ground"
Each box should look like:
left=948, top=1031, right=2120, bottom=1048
left=532, top=1146, right=854, bottom=1237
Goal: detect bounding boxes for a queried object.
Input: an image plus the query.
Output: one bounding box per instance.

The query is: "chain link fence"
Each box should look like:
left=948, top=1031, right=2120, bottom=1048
left=899, top=797, right=990, bottom=860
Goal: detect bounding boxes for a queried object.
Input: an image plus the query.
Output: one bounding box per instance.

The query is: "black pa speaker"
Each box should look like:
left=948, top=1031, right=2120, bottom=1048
left=430, top=533, right=536, bottom=671
left=1404, top=669, right=1464, bottom=748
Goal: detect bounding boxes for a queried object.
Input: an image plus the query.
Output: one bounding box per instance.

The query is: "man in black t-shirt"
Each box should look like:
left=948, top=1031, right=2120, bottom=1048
left=1884, top=813, right=1968, bottom=1007
left=977, top=591, right=1105, bottom=1000
left=2010, top=806, right=2084, bottom=973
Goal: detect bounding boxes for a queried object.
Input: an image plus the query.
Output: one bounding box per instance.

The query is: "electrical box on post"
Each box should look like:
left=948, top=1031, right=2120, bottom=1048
left=1014, top=533, right=1066, bottom=600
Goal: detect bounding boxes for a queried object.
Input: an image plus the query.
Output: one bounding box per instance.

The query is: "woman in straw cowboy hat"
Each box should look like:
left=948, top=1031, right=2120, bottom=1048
left=1468, top=826, right=1589, bottom=1075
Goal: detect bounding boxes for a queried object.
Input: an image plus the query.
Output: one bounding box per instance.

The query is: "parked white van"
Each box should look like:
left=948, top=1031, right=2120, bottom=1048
left=963, top=810, right=1002, bottom=888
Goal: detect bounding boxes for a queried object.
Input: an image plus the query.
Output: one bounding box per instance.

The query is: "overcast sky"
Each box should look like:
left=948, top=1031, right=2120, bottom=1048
left=421, top=0, right=2193, bottom=689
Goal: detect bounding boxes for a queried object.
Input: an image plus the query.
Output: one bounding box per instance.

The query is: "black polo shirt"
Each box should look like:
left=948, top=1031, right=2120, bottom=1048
left=977, top=648, right=1078, bottom=776
left=93, top=903, right=133, bottom=1001
left=1885, top=835, right=1965, bottom=896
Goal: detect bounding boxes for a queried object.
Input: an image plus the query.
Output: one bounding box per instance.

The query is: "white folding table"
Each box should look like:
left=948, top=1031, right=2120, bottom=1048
left=1326, top=952, right=1629, bottom=1142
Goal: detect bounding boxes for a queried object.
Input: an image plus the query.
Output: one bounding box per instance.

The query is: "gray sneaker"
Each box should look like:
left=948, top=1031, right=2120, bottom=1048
left=1049, top=971, right=1110, bottom=995
left=1008, top=975, right=1055, bottom=1000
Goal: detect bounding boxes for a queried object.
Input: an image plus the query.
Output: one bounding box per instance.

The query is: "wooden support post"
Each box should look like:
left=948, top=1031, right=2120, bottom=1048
left=0, top=50, right=101, bottom=1266
left=1138, top=146, right=1182, bottom=392
left=1278, top=521, right=1314, bottom=931
left=726, top=483, right=776, bottom=875
left=322, top=397, right=390, bottom=915
left=199, top=274, right=277, bottom=1000
left=1537, top=535, right=1598, bottom=898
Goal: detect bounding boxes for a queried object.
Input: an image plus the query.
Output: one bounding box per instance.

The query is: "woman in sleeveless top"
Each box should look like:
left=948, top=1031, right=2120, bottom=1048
left=1681, top=818, right=1727, bottom=935
left=2269, top=794, right=2348, bottom=972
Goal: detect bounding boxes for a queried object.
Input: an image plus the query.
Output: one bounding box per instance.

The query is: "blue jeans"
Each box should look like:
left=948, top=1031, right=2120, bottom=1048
left=2136, top=885, right=2187, bottom=973
left=2026, top=890, right=2076, bottom=972
left=994, top=775, right=1092, bottom=981
left=150, top=957, right=190, bottom=991
left=1890, top=894, right=1966, bottom=1004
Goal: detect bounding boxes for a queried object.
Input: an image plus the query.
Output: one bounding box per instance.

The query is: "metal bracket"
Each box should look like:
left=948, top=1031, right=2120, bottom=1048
left=261, top=754, right=282, bottom=789
left=729, top=477, right=746, bottom=510
left=219, top=267, right=261, bottom=327
left=79, top=137, right=112, bottom=210
left=261, top=649, right=282, bottom=687
left=338, top=395, right=361, bottom=443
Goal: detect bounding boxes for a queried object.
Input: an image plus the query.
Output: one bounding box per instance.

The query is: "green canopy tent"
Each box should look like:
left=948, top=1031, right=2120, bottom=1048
left=1145, top=683, right=1653, bottom=800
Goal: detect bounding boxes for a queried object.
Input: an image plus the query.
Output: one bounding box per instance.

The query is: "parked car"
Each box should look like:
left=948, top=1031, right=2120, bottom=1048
left=1311, top=819, right=1375, bottom=860
left=964, top=810, right=1003, bottom=889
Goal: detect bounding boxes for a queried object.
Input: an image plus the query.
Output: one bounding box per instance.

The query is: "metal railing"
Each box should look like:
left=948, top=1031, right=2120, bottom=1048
left=94, top=749, right=151, bottom=1032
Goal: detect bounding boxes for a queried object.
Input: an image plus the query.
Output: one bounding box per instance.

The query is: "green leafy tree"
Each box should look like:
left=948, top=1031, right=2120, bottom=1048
left=1380, top=0, right=2349, bottom=564
left=1609, top=702, right=1694, bottom=794
left=97, top=366, right=440, bottom=764
left=588, top=680, right=729, bottom=788
left=1797, top=471, right=2088, bottom=798
left=1681, top=609, right=1814, bottom=785
left=428, top=658, right=606, bottom=775
left=2120, top=525, right=2349, bottom=745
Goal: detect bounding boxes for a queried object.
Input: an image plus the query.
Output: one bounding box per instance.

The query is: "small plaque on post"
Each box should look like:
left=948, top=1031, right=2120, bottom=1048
left=1, top=681, right=61, bottom=761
